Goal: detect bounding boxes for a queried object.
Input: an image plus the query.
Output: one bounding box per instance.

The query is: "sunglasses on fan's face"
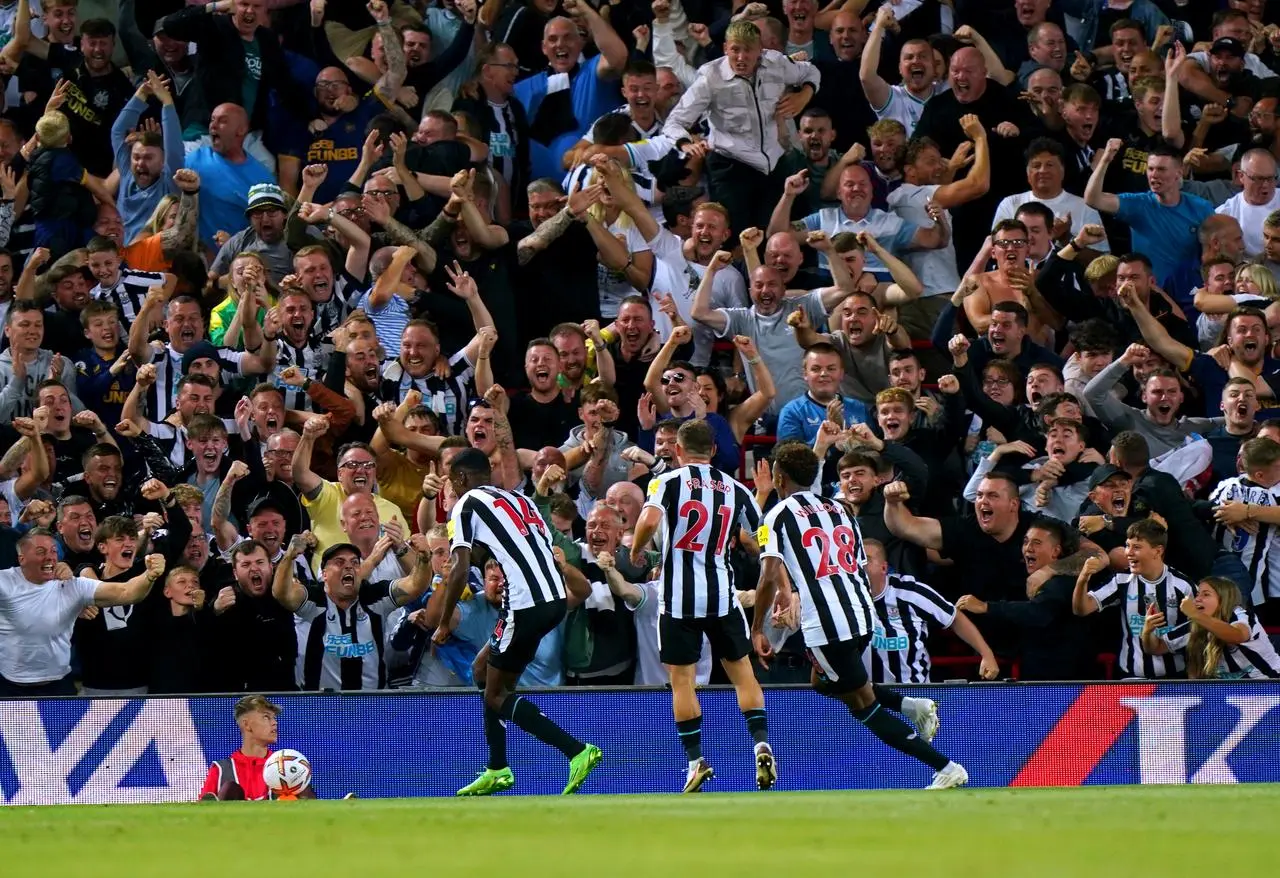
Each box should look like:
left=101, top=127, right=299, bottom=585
left=661, top=373, right=690, bottom=386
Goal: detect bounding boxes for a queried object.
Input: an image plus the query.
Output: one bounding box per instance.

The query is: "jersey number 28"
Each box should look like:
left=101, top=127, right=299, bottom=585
left=801, top=526, right=860, bottom=577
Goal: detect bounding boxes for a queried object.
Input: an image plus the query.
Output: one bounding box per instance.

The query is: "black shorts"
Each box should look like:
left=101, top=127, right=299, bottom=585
left=488, top=598, right=567, bottom=675
left=806, top=637, right=870, bottom=696
left=659, top=609, right=752, bottom=666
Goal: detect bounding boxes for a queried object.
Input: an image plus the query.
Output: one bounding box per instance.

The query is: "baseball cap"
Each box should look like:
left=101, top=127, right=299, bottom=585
left=234, top=694, right=281, bottom=718
left=321, top=542, right=362, bottom=567
left=1086, top=464, right=1132, bottom=491
left=247, top=495, right=287, bottom=520
left=1210, top=37, right=1246, bottom=57
left=181, top=340, right=221, bottom=374
left=245, top=183, right=287, bottom=215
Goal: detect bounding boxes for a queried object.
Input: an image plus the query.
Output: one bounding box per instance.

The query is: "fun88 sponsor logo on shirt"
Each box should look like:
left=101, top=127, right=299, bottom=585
left=872, top=626, right=909, bottom=652
left=324, top=634, right=377, bottom=658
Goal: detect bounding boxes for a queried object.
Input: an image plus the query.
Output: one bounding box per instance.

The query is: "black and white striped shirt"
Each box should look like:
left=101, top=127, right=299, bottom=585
left=644, top=463, right=762, bottom=619
left=147, top=345, right=252, bottom=422
left=759, top=492, right=874, bottom=647
left=1164, top=604, right=1280, bottom=679
left=93, top=268, right=166, bottom=330
left=865, top=572, right=956, bottom=683
left=294, top=581, right=398, bottom=690
left=448, top=485, right=565, bottom=611
left=274, top=339, right=327, bottom=412
left=312, top=271, right=366, bottom=343
left=1088, top=566, right=1194, bottom=679
left=379, top=349, right=474, bottom=434
left=1209, top=475, right=1280, bottom=608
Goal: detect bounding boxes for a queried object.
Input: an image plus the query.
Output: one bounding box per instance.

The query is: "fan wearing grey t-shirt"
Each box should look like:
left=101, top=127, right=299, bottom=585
left=692, top=251, right=861, bottom=420
left=0, top=529, right=166, bottom=695
left=887, top=114, right=991, bottom=337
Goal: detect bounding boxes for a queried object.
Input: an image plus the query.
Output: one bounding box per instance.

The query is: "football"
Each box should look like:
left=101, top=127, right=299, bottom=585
left=262, top=749, right=311, bottom=797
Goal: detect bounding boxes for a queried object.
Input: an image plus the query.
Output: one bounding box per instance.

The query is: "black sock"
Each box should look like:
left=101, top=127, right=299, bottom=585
left=676, top=717, right=703, bottom=761
left=743, top=708, right=768, bottom=746
left=500, top=695, right=585, bottom=759
left=872, top=684, right=903, bottom=713
left=851, top=702, right=950, bottom=771
left=484, top=703, right=508, bottom=771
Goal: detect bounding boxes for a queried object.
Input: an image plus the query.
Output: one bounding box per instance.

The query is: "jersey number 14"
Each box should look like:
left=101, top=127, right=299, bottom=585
left=493, top=495, right=546, bottom=536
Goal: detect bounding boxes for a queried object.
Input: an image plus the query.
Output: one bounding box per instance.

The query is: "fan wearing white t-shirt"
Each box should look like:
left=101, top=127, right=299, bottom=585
left=592, top=162, right=749, bottom=365
left=0, top=529, right=166, bottom=696
left=1215, top=149, right=1280, bottom=260
left=860, top=5, right=948, bottom=137
left=991, top=138, right=1110, bottom=253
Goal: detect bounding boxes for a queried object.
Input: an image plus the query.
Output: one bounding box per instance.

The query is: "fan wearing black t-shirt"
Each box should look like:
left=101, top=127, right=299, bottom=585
left=912, top=47, right=1041, bottom=266
left=507, top=339, right=581, bottom=452
left=881, top=473, right=1106, bottom=603
left=15, top=24, right=135, bottom=177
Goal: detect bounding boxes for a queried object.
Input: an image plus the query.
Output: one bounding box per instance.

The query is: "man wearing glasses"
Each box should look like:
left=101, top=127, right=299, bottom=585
left=960, top=220, right=1060, bottom=350
left=1214, top=149, right=1280, bottom=260
left=292, top=416, right=412, bottom=566
left=452, top=43, right=530, bottom=214
left=277, top=0, right=408, bottom=202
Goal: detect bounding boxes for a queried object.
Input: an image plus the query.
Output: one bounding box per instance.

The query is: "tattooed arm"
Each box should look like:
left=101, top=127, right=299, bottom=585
left=160, top=190, right=199, bottom=261
left=210, top=463, right=247, bottom=551
left=516, top=208, right=575, bottom=266
left=422, top=204, right=459, bottom=249
left=372, top=16, right=408, bottom=99
left=492, top=409, right=523, bottom=490
left=0, top=436, right=30, bottom=476
left=381, top=216, right=438, bottom=274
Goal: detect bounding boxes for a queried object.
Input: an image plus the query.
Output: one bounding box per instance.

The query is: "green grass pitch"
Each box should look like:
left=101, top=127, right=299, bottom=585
left=3, top=785, right=1275, bottom=877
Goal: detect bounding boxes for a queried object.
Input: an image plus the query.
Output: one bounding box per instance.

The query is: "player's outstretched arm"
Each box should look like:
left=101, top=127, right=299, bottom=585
left=948, top=610, right=999, bottom=680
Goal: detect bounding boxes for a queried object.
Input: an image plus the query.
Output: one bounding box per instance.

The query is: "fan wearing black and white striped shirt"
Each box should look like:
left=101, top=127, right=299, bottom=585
left=87, top=236, right=170, bottom=331
left=753, top=442, right=970, bottom=790
left=630, top=419, right=773, bottom=794
left=436, top=448, right=602, bottom=798
left=1207, top=437, right=1280, bottom=616
left=861, top=539, right=999, bottom=684
left=1143, top=576, right=1280, bottom=679
left=272, top=531, right=433, bottom=691
left=1072, top=519, right=1194, bottom=679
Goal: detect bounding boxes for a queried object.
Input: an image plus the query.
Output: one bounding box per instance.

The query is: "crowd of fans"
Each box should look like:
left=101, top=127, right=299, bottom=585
left=1, top=0, right=1279, bottom=698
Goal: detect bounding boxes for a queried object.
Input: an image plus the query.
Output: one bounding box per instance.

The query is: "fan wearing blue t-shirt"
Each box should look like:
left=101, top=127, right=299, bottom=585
left=276, top=3, right=410, bottom=203
left=512, top=3, right=628, bottom=180
left=776, top=342, right=869, bottom=445
left=1085, top=139, right=1214, bottom=283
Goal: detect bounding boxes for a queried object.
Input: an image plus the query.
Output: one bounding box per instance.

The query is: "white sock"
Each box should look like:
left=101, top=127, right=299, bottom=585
left=901, top=696, right=927, bottom=713
left=755, top=742, right=771, bottom=753
left=688, top=759, right=701, bottom=771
